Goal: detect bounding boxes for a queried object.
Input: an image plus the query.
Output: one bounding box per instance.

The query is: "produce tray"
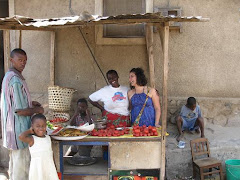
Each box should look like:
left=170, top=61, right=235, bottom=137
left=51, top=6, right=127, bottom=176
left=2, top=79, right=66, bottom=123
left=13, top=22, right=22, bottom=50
left=87, top=127, right=169, bottom=139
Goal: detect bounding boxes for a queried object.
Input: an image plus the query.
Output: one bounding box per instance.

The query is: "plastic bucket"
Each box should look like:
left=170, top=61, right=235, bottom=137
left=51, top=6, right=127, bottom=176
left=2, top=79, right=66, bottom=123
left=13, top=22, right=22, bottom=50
left=225, top=159, right=240, bottom=180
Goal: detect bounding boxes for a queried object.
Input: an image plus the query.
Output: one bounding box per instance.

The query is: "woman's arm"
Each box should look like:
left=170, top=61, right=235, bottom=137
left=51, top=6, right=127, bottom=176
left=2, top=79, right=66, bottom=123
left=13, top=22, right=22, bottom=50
left=88, top=99, right=104, bottom=112
left=127, top=90, right=134, bottom=111
left=19, top=128, right=34, bottom=146
left=151, top=88, right=161, bottom=127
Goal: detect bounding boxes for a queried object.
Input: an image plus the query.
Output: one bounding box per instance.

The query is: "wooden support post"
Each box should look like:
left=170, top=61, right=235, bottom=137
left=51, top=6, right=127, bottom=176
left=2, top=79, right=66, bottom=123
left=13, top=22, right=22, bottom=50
left=19, top=30, right=22, bottom=48
left=3, top=30, right=11, bottom=73
left=50, top=31, right=56, bottom=86
left=145, top=24, right=155, bottom=88
left=160, top=22, right=169, bottom=180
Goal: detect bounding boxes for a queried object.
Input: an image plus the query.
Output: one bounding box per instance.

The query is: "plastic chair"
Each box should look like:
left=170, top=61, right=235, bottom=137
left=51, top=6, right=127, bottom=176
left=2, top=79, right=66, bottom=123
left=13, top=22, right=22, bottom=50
left=190, top=138, right=224, bottom=180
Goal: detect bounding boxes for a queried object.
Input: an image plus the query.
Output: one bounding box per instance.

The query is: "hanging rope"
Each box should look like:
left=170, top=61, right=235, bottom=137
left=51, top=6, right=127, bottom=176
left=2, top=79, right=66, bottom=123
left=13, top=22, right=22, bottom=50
left=69, top=0, right=108, bottom=85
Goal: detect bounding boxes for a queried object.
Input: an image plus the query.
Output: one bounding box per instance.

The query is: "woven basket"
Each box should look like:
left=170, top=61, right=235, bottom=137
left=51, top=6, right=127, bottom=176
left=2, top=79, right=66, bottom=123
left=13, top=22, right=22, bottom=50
left=48, top=86, right=76, bottom=111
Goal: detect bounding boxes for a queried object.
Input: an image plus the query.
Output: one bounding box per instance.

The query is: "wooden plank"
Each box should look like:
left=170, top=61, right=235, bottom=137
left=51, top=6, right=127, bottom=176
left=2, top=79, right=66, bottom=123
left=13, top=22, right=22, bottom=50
left=52, top=136, right=162, bottom=142
left=0, top=25, right=55, bottom=31
left=3, top=30, right=11, bottom=73
left=50, top=31, right=55, bottom=86
left=19, top=30, right=22, bottom=48
left=145, top=24, right=155, bottom=88
left=160, top=22, right=169, bottom=180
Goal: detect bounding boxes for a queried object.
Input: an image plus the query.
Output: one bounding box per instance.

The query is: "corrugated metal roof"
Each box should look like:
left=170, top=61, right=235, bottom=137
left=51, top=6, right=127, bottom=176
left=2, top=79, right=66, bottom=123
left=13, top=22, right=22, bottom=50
left=0, top=12, right=209, bottom=31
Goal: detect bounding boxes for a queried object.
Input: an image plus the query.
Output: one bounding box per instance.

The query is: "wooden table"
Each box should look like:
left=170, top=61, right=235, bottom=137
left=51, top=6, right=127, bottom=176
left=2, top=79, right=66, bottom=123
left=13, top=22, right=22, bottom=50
left=55, top=136, right=162, bottom=180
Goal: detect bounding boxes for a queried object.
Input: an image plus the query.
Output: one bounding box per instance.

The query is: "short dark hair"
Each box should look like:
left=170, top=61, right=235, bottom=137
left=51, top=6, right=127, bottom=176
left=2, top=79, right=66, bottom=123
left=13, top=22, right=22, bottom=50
left=187, top=97, right=196, bottom=106
left=31, top=114, right=46, bottom=124
left=130, top=68, right=147, bottom=86
left=77, top=98, right=88, bottom=106
left=106, top=70, right=118, bottom=77
left=10, top=48, right=27, bottom=58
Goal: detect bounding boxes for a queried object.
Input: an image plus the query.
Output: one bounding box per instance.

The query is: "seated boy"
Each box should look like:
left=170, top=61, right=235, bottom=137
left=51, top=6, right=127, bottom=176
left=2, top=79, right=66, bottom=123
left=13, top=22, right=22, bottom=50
left=66, top=98, right=93, bottom=157
left=176, top=97, right=205, bottom=141
left=70, top=98, right=92, bottom=126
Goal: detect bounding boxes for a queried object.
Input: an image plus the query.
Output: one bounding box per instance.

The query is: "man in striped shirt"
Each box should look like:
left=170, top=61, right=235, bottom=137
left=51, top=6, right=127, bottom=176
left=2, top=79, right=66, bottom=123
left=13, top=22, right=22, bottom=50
left=1, top=48, right=44, bottom=180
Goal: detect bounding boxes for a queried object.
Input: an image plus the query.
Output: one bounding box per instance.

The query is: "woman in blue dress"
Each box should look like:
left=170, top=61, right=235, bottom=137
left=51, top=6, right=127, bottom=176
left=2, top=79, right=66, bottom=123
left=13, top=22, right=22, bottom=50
left=128, top=68, right=161, bottom=127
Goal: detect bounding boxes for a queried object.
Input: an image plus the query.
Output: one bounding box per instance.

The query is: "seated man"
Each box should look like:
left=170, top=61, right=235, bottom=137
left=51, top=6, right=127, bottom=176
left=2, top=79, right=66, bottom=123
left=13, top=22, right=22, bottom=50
left=176, top=97, right=204, bottom=141
left=66, top=98, right=93, bottom=157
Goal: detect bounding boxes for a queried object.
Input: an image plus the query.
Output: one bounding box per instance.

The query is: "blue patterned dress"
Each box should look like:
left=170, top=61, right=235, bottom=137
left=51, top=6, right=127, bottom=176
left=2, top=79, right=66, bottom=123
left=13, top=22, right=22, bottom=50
left=130, top=93, right=155, bottom=126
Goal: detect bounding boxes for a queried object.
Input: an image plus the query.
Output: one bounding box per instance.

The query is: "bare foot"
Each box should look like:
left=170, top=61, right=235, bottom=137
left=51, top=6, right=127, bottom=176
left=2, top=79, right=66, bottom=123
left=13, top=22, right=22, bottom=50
left=201, top=134, right=205, bottom=138
left=188, top=131, right=194, bottom=135
left=195, top=128, right=200, bottom=134
left=176, top=133, right=184, bottom=142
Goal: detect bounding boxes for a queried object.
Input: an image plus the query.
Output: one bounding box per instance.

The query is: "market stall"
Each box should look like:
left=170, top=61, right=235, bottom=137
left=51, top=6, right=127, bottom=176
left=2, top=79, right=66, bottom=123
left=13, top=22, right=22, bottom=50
left=0, top=13, right=209, bottom=179
left=57, top=132, right=162, bottom=178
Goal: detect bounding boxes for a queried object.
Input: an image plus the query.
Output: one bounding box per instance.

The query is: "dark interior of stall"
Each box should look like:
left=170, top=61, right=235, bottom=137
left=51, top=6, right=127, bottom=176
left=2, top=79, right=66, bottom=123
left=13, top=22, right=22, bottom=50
left=0, top=0, right=9, bottom=89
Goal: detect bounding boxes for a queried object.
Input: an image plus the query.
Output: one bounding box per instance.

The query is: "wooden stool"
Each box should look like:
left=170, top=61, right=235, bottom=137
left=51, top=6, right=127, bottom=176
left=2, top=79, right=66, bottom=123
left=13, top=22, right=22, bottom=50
left=190, top=138, right=224, bottom=180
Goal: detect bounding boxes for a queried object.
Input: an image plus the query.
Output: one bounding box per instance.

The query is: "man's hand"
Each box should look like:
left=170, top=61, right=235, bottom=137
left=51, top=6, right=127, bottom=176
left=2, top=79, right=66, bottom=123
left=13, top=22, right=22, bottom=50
left=34, top=106, right=44, bottom=114
left=74, top=108, right=80, bottom=115
left=15, top=106, right=44, bottom=116
left=32, top=101, right=41, bottom=107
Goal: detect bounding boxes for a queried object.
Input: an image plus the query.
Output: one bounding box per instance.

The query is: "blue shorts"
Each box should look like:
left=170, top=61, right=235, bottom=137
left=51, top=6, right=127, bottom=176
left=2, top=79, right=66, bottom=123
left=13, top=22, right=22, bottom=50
left=182, top=118, right=199, bottom=131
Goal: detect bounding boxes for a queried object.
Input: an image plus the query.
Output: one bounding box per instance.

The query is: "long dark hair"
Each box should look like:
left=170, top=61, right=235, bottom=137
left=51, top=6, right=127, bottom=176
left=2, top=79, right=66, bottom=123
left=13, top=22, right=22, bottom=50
left=130, top=68, right=147, bottom=89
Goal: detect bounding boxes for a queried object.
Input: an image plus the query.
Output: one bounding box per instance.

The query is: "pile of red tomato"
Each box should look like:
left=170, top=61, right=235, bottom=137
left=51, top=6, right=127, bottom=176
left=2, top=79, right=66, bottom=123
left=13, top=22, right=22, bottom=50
left=50, top=117, right=68, bottom=123
left=91, top=125, right=130, bottom=137
left=132, top=125, right=158, bottom=137
left=90, top=125, right=159, bottom=137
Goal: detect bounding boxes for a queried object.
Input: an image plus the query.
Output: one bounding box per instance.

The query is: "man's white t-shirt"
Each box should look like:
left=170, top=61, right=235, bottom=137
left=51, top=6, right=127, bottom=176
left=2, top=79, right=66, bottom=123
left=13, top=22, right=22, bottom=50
left=89, top=85, right=129, bottom=116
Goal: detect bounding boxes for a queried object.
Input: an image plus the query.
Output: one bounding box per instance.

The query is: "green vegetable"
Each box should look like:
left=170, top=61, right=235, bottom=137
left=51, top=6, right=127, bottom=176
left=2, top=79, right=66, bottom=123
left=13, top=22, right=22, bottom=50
left=47, top=121, right=54, bottom=130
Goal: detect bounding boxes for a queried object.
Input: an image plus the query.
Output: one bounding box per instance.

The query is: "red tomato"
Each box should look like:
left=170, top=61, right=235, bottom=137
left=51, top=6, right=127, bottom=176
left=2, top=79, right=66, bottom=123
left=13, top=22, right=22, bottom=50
left=133, top=125, right=139, bottom=129
left=52, top=127, right=63, bottom=134
left=134, top=129, right=140, bottom=133
left=142, top=125, right=146, bottom=128
left=144, top=128, right=149, bottom=134
left=152, top=128, right=157, bottom=132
